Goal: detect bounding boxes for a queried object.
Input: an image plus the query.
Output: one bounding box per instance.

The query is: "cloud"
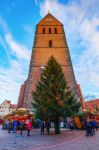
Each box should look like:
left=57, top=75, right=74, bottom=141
left=0, top=16, right=31, bottom=103
left=0, top=16, right=31, bottom=61
left=0, top=35, right=11, bottom=61
left=36, top=0, right=99, bottom=97
left=5, top=33, right=30, bottom=60
left=0, top=58, right=29, bottom=104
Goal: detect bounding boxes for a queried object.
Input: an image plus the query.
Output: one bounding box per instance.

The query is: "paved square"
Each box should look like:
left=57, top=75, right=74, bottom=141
left=0, top=126, right=99, bottom=150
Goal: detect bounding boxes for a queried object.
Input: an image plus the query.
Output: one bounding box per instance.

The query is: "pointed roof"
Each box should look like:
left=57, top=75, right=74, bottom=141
left=37, top=13, right=63, bottom=26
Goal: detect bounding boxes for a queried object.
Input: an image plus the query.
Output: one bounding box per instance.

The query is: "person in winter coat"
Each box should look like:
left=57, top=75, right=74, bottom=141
left=8, top=121, right=12, bottom=133
left=13, top=120, right=18, bottom=133
left=46, top=121, right=50, bottom=135
left=20, top=120, right=24, bottom=135
left=27, top=120, right=32, bottom=136
left=41, top=121, right=45, bottom=134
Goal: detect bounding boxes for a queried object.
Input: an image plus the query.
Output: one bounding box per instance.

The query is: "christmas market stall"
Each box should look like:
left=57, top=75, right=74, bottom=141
left=74, top=111, right=99, bottom=129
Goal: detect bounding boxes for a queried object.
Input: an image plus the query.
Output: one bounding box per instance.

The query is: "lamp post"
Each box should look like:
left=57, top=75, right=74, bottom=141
left=40, top=65, right=45, bottom=73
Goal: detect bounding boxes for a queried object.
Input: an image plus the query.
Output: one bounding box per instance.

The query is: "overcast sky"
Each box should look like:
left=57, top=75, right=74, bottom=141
left=0, top=0, right=99, bottom=104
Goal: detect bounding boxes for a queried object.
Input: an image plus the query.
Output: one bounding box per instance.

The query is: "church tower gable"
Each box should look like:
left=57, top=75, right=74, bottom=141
left=37, top=13, right=63, bottom=26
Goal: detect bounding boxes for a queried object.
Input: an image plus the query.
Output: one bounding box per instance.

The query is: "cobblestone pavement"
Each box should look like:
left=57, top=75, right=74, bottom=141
left=0, top=126, right=99, bottom=150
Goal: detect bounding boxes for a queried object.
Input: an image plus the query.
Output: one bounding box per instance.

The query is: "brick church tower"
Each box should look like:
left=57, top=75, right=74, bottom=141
left=17, top=13, right=78, bottom=109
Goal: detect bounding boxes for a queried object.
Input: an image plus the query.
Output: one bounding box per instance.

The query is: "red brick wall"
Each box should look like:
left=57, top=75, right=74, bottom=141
left=85, top=99, right=99, bottom=111
left=76, top=84, right=85, bottom=111
left=22, top=13, right=78, bottom=108
left=17, top=81, right=27, bottom=108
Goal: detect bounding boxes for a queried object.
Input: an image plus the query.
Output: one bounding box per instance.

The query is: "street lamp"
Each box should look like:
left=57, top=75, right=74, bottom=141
left=40, top=65, right=45, bottom=73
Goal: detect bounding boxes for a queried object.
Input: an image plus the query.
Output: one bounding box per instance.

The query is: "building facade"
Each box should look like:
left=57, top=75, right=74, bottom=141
left=18, top=13, right=79, bottom=109
left=76, top=84, right=86, bottom=111
left=85, top=99, right=99, bottom=112
left=17, top=80, right=27, bottom=108
left=0, top=100, right=16, bottom=116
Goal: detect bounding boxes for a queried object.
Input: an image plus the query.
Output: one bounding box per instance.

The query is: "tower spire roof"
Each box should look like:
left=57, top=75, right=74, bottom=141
left=37, top=13, right=63, bottom=26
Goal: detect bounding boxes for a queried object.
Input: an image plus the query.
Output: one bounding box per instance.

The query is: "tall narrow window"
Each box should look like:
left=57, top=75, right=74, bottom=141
left=49, top=28, right=51, bottom=34
left=49, top=40, right=53, bottom=47
left=55, top=27, right=57, bottom=34
left=43, top=28, right=45, bottom=34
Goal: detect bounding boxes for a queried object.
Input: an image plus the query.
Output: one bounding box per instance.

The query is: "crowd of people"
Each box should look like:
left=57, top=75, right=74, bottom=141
left=85, top=118, right=98, bottom=136
left=2, top=119, right=32, bottom=136
left=2, top=119, right=71, bottom=136
left=2, top=117, right=98, bottom=136
left=2, top=119, right=52, bottom=136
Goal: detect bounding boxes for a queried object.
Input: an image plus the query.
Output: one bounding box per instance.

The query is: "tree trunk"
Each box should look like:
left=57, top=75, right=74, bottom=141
left=54, top=118, right=60, bottom=134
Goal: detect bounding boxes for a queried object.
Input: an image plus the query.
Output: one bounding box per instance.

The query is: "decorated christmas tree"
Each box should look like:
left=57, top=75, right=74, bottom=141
left=32, top=56, right=81, bottom=134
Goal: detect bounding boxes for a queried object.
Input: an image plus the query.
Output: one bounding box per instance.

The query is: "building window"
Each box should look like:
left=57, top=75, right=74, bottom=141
left=49, top=28, right=51, bottom=34
left=55, top=28, right=57, bottom=34
left=43, top=28, right=45, bottom=34
left=49, top=40, right=53, bottom=47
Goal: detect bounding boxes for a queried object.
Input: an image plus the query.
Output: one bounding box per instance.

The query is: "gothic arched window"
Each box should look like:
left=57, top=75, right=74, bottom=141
left=49, top=28, right=51, bottom=34
left=55, top=27, right=57, bottom=34
left=49, top=40, right=53, bottom=47
left=43, top=28, right=45, bottom=34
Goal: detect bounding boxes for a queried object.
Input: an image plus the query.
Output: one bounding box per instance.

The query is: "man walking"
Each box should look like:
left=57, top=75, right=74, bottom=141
left=13, top=120, right=18, bottom=133
left=41, top=121, right=45, bottom=134
left=46, top=121, right=50, bottom=135
left=20, top=120, right=24, bottom=135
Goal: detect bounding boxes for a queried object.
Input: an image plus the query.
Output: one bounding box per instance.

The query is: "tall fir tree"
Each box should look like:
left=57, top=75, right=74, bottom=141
left=32, top=56, right=81, bottom=134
